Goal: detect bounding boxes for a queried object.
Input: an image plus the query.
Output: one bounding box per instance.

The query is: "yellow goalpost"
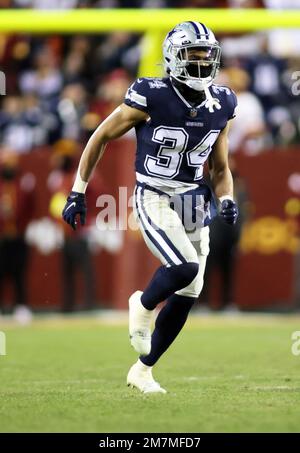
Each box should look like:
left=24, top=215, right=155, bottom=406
left=0, top=8, right=299, bottom=76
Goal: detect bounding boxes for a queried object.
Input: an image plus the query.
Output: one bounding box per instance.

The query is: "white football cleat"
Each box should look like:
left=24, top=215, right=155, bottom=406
left=127, top=360, right=167, bottom=394
left=129, top=290, right=153, bottom=356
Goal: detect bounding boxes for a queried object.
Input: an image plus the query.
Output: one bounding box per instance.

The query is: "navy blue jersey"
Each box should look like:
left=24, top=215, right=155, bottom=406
left=124, top=77, right=237, bottom=184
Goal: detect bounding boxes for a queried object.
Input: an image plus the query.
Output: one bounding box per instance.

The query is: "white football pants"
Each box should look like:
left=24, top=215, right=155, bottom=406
left=134, top=185, right=210, bottom=298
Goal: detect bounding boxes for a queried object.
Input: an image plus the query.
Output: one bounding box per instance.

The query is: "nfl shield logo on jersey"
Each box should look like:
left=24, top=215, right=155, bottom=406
left=189, top=108, right=198, bottom=118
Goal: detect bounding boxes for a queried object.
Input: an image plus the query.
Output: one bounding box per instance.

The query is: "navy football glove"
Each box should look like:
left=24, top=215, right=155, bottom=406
left=220, top=199, right=238, bottom=225
left=62, top=191, right=87, bottom=231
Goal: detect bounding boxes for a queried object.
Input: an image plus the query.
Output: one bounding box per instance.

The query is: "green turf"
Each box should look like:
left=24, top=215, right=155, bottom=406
left=1, top=313, right=300, bottom=433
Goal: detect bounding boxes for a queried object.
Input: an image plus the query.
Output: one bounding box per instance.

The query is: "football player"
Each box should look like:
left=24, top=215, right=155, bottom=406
left=62, top=21, right=238, bottom=394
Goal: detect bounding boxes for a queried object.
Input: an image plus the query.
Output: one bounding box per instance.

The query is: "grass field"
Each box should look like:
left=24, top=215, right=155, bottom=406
left=1, top=312, right=300, bottom=433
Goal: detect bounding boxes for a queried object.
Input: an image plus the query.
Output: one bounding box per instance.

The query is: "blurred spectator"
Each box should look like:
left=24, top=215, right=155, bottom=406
left=87, top=68, right=132, bottom=130
left=19, top=45, right=63, bottom=109
left=63, top=51, right=87, bottom=86
left=201, top=157, right=249, bottom=311
left=55, top=83, right=88, bottom=141
left=94, top=32, right=140, bottom=77
left=245, top=34, right=300, bottom=145
left=0, top=150, right=35, bottom=322
left=0, top=94, right=53, bottom=152
left=48, top=139, right=103, bottom=312
left=63, top=36, right=92, bottom=87
left=245, top=35, right=287, bottom=115
left=13, top=0, right=80, bottom=8
left=0, top=0, right=12, bottom=6
left=94, top=0, right=180, bottom=6
left=228, top=0, right=264, bottom=6
left=263, top=0, right=300, bottom=8
left=174, top=1, right=219, bottom=5
left=219, top=67, right=268, bottom=154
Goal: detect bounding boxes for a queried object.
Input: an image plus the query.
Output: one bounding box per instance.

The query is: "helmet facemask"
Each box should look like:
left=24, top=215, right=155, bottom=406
left=171, top=44, right=221, bottom=92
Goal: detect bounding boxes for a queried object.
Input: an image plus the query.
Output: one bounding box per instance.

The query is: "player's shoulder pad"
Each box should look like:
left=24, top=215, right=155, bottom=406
left=211, top=84, right=237, bottom=120
left=124, top=77, right=169, bottom=112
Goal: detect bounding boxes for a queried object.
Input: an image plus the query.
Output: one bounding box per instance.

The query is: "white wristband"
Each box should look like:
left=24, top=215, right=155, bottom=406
left=219, top=195, right=234, bottom=204
left=72, top=170, right=88, bottom=194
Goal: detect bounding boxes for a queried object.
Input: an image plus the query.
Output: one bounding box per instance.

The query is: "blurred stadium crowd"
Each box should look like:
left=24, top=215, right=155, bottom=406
left=0, top=2, right=299, bottom=318
left=1, top=1, right=300, bottom=9
left=0, top=1, right=300, bottom=155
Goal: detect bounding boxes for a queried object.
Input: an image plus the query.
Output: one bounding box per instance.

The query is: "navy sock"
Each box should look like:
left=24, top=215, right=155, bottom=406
left=140, top=294, right=196, bottom=367
left=141, top=262, right=198, bottom=310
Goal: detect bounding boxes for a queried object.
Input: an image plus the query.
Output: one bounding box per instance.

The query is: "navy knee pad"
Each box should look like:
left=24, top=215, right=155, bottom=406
left=177, top=262, right=199, bottom=287
left=141, top=262, right=199, bottom=310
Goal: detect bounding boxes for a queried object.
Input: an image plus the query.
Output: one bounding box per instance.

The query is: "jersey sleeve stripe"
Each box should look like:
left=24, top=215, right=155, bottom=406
left=126, top=89, right=147, bottom=107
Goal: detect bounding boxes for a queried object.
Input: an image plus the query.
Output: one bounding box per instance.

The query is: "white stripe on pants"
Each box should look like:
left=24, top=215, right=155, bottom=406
left=134, top=186, right=210, bottom=298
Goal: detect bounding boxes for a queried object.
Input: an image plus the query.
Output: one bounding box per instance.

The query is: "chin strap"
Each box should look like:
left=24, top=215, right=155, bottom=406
left=204, top=86, right=221, bottom=113
left=172, top=76, right=221, bottom=113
